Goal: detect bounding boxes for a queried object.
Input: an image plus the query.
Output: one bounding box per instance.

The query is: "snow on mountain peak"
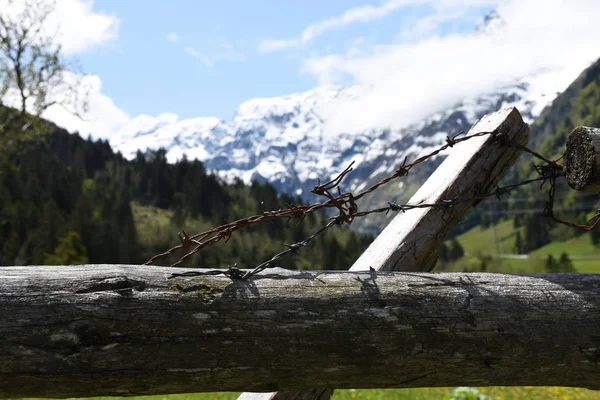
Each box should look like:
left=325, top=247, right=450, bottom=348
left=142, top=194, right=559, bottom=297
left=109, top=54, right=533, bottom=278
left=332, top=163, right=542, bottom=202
left=116, top=113, right=178, bottom=141
left=107, top=71, right=566, bottom=213
left=233, top=85, right=342, bottom=121
left=111, top=113, right=223, bottom=162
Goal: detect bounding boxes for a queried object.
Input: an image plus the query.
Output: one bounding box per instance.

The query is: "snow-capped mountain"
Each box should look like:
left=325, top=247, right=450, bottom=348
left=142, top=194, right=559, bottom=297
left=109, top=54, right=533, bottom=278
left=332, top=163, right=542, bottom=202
left=108, top=78, right=558, bottom=233
left=113, top=81, right=543, bottom=185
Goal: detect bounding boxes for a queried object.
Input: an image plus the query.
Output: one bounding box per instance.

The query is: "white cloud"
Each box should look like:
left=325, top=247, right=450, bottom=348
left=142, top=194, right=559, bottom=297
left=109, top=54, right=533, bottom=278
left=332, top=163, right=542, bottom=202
left=2, top=70, right=129, bottom=140
left=41, top=73, right=130, bottom=140
left=51, top=0, right=119, bottom=54
left=185, top=42, right=245, bottom=67
left=259, top=0, right=424, bottom=53
left=350, top=36, right=366, bottom=47
left=0, top=0, right=119, bottom=54
left=395, top=8, right=465, bottom=43
left=167, top=32, right=178, bottom=42
left=302, top=0, right=600, bottom=134
left=0, top=0, right=124, bottom=139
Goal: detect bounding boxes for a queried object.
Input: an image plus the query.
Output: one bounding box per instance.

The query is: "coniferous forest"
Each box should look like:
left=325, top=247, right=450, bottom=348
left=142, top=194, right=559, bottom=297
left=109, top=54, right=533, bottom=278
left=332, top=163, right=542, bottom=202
left=0, top=124, right=372, bottom=270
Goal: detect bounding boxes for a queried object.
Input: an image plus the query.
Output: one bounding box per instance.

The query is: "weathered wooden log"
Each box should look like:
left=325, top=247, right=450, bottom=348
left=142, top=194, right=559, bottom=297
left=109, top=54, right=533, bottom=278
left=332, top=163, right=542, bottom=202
left=564, top=126, right=600, bottom=191
left=2, top=265, right=600, bottom=398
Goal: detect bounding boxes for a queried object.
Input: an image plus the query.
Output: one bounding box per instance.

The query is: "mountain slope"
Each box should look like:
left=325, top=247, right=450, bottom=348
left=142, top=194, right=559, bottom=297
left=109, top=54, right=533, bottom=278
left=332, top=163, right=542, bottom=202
left=439, top=56, right=600, bottom=270
left=529, top=57, right=600, bottom=155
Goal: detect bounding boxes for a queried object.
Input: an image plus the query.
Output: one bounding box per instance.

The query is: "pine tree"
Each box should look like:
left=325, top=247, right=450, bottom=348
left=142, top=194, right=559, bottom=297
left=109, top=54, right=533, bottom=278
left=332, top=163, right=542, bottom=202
left=108, top=183, right=139, bottom=264
left=514, top=231, right=524, bottom=254
left=558, top=252, right=576, bottom=272
left=449, top=238, right=465, bottom=261
left=545, top=255, right=557, bottom=273
left=523, top=215, right=551, bottom=252
left=0, top=231, right=21, bottom=265
left=29, top=200, right=66, bottom=264
left=171, top=206, right=186, bottom=228
left=44, top=231, right=89, bottom=265
left=591, top=228, right=600, bottom=246
left=438, top=242, right=450, bottom=261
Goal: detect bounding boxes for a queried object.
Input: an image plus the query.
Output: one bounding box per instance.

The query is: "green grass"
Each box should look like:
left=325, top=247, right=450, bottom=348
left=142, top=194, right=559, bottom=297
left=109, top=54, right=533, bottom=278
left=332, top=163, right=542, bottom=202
left=27, top=386, right=600, bottom=400
left=455, top=220, right=522, bottom=256
left=451, top=220, right=600, bottom=273
left=569, top=259, right=600, bottom=272
left=333, top=387, right=600, bottom=399
left=131, top=202, right=214, bottom=252
left=531, top=236, right=600, bottom=257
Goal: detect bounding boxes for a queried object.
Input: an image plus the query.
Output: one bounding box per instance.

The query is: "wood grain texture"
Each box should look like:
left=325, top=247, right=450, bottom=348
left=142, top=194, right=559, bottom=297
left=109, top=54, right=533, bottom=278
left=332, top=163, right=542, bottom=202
left=246, top=108, right=530, bottom=400
left=350, top=107, right=529, bottom=273
left=564, top=126, right=600, bottom=191
left=1, top=265, right=599, bottom=398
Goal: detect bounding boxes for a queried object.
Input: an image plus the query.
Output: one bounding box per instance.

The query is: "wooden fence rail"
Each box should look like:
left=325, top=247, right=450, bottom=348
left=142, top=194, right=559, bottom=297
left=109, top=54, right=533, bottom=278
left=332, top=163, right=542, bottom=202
left=1, top=266, right=599, bottom=398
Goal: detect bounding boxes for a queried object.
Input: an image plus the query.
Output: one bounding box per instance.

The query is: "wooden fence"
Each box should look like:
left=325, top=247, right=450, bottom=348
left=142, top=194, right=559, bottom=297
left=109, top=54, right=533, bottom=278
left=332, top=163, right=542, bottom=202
left=1, top=107, right=599, bottom=399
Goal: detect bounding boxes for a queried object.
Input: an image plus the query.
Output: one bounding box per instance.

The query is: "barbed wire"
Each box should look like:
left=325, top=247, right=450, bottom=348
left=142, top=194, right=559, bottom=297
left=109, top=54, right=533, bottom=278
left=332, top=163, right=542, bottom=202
left=148, top=125, right=589, bottom=280
left=146, top=130, right=498, bottom=268
left=168, top=218, right=341, bottom=280
left=543, top=169, right=600, bottom=230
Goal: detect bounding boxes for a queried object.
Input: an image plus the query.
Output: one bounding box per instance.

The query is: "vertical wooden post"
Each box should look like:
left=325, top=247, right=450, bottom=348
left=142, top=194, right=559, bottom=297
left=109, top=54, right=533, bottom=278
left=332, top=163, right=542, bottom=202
left=238, top=107, right=529, bottom=400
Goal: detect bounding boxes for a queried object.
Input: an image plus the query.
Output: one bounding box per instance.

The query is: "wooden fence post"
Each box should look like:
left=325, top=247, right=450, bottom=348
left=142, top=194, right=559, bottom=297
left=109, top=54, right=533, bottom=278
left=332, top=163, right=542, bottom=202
left=241, top=107, right=530, bottom=399
left=564, top=126, right=600, bottom=191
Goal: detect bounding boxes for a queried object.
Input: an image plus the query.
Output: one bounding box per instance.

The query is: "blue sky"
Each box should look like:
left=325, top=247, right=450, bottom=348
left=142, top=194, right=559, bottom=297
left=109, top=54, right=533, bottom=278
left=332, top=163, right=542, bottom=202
left=76, top=0, right=493, bottom=120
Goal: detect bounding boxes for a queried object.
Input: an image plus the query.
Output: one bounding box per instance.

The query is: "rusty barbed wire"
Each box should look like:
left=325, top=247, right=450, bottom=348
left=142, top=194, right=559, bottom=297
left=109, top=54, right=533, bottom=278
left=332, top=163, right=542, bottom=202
left=168, top=172, right=564, bottom=280
left=169, top=217, right=342, bottom=280
left=148, top=125, right=590, bottom=280
left=543, top=166, right=600, bottom=230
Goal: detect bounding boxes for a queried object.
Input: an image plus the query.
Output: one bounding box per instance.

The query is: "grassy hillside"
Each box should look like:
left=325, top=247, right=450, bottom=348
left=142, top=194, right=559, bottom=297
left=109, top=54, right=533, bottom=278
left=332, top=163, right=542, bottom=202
left=27, top=386, right=600, bottom=400
left=441, top=57, right=600, bottom=268
left=439, top=218, right=600, bottom=273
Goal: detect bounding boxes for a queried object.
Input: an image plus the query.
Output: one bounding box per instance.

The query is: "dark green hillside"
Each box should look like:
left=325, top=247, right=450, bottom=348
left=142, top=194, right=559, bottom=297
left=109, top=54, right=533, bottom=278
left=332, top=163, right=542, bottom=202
left=531, top=58, right=600, bottom=153
left=0, top=125, right=372, bottom=270
left=508, top=57, right=600, bottom=252
left=442, top=57, right=600, bottom=271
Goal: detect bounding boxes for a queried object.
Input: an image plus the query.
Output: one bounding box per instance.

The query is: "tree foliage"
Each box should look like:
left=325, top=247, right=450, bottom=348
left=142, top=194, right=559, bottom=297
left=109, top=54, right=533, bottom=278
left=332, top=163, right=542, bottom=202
left=44, top=231, right=88, bottom=265
left=0, top=0, right=88, bottom=163
left=545, top=252, right=576, bottom=273
left=0, top=125, right=372, bottom=270
left=449, top=238, right=465, bottom=260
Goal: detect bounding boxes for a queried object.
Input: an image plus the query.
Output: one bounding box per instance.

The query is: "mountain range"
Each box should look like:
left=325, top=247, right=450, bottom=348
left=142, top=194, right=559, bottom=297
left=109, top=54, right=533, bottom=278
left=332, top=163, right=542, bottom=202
left=109, top=69, right=578, bottom=233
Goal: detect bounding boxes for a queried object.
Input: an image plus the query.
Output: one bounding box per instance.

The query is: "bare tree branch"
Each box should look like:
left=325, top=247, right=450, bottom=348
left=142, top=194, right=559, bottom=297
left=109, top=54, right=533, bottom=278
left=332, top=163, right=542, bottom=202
left=0, top=0, right=89, bottom=162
